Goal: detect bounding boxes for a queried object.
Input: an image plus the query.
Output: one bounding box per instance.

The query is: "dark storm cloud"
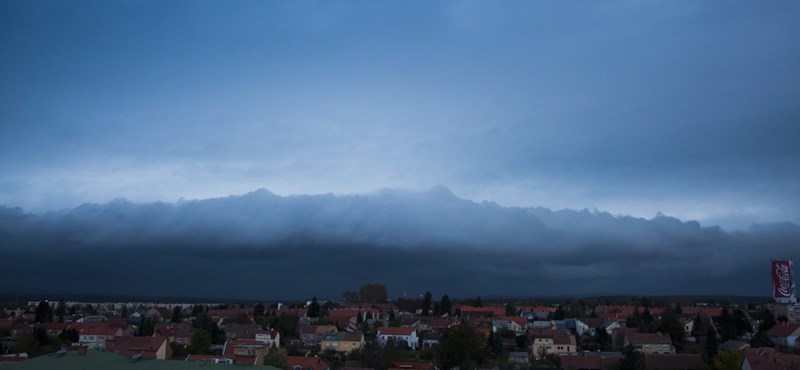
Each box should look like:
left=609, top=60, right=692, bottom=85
left=1, top=1, right=799, bottom=229
left=3, top=188, right=797, bottom=299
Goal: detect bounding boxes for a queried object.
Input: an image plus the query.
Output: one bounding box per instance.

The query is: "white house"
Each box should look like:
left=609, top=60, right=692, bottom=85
left=255, top=330, right=280, bottom=348
left=376, top=327, right=419, bottom=350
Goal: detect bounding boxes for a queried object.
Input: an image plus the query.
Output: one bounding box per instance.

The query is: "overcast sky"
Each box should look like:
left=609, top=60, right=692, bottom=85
left=2, top=1, right=800, bottom=231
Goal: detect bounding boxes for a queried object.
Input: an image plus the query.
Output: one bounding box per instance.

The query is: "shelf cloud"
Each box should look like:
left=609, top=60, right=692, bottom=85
left=2, top=187, right=797, bottom=299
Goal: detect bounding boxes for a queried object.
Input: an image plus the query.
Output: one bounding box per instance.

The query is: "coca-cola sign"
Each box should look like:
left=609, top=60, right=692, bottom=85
left=772, top=260, right=795, bottom=299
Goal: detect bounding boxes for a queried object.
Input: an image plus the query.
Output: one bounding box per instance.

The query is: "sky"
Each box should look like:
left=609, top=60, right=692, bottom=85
left=1, top=1, right=798, bottom=230
left=1, top=1, right=800, bottom=299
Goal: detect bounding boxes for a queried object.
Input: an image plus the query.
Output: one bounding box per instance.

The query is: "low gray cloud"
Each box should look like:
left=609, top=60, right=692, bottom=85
left=2, top=187, right=797, bottom=300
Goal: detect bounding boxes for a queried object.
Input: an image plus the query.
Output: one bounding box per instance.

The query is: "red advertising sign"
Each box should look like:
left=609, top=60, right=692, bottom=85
left=772, top=260, right=795, bottom=300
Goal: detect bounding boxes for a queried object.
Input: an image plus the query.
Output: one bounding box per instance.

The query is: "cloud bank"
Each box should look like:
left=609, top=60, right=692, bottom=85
left=2, top=187, right=798, bottom=300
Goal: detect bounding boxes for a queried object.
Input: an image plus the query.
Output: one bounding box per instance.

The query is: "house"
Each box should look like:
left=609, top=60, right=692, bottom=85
left=0, top=353, right=28, bottom=364
left=76, top=323, right=131, bottom=349
left=298, top=325, right=337, bottom=346
left=105, top=336, right=172, bottom=360
left=743, top=347, right=800, bottom=370
left=256, top=329, right=280, bottom=348
left=320, top=331, right=365, bottom=353
left=508, top=352, right=529, bottom=364
left=718, top=339, right=751, bottom=352
left=10, top=322, right=33, bottom=339
left=624, top=333, right=674, bottom=354
left=766, top=322, right=800, bottom=348
left=225, top=323, right=261, bottom=340
left=429, top=318, right=456, bottom=334
left=222, top=339, right=269, bottom=365
left=644, top=354, right=708, bottom=369
left=39, top=322, right=69, bottom=338
left=154, top=323, right=193, bottom=346
left=377, top=327, right=419, bottom=350
left=680, top=317, right=695, bottom=337
left=576, top=318, right=620, bottom=337
left=560, top=353, right=623, bottom=370
left=186, top=354, right=236, bottom=364
left=457, top=306, right=505, bottom=318
left=560, top=355, right=603, bottom=370
left=529, top=329, right=577, bottom=360
left=288, top=356, right=330, bottom=370
left=494, top=316, right=528, bottom=334
left=518, top=306, right=557, bottom=321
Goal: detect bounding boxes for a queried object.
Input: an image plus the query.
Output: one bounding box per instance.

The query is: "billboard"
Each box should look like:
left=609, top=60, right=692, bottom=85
left=772, top=259, right=797, bottom=303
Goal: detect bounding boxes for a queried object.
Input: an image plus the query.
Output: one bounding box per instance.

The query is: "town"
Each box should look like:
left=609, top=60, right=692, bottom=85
left=1, top=282, right=799, bottom=370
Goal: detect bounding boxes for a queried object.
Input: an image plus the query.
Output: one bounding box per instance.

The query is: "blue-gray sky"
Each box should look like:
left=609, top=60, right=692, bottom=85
left=2, top=0, right=800, bottom=230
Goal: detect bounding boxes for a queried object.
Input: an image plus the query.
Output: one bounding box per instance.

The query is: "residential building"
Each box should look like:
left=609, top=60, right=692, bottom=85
left=256, top=329, right=280, bottom=348
left=320, top=331, right=365, bottom=353
left=222, top=339, right=269, bottom=365
left=624, top=333, right=674, bottom=354
left=743, top=347, right=800, bottom=370
left=288, top=356, right=330, bottom=370
left=377, top=327, right=419, bottom=350
left=530, top=329, right=577, bottom=360
left=105, top=336, right=172, bottom=360
left=644, top=354, right=708, bottom=369
left=766, top=322, right=800, bottom=349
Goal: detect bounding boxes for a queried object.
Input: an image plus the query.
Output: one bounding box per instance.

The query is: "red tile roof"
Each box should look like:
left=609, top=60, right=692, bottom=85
left=109, top=336, right=168, bottom=359
left=378, top=327, right=415, bottom=336
left=560, top=356, right=602, bottom=370
left=744, top=347, right=800, bottom=370
left=626, top=333, right=672, bottom=345
left=644, top=354, right=708, bottom=370
left=288, top=356, right=330, bottom=370
left=766, top=322, right=800, bottom=338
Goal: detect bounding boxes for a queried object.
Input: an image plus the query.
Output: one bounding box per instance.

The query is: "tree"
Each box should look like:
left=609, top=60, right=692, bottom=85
left=553, top=305, right=565, bottom=320
left=171, top=306, right=183, bottom=323
left=691, top=313, right=704, bottom=338
left=55, top=299, right=66, bottom=323
left=140, top=317, right=156, bottom=336
left=191, top=304, right=205, bottom=317
left=435, top=325, right=489, bottom=370
left=658, top=307, right=684, bottom=343
left=440, top=295, right=452, bottom=316
left=342, top=291, right=360, bottom=303
left=308, top=297, right=321, bottom=318
left=596, top=327, right=611, bottom=351
left=320, top=348, right=344, bottom=370
left=488, top=331, right=503, bottom=355
left=189, top=329, right=212, bottom=354
left=360, top=283, right=388, bottom=303
left=254, top=303, right=265, bottom=318
left=505, top=303, right=515, bottom=316
left=472, top=296, right=483, bottom=308
left=276, top=312, right=299, bottom=339
left=193, top=312, right=213, bottom=330
left=10, top=332, right=40, bottom=353
left=713, top=349, right=744, bottom=370
left=120, top=305, right=129, bottom=318
left=361, top=338, right=397, bottom=370
left=705, top=327, right=718, bottom=359
left=626, top=308, right=642, bottom=328
left=34, top=300, right=53, bottom=323
left=422, top=292, right=432, bottom=316
left=619, top=344, right=645, bottom=370
left=265, top=348, right=289, bottom=370
left=59, top=328, right=79, bottom=343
